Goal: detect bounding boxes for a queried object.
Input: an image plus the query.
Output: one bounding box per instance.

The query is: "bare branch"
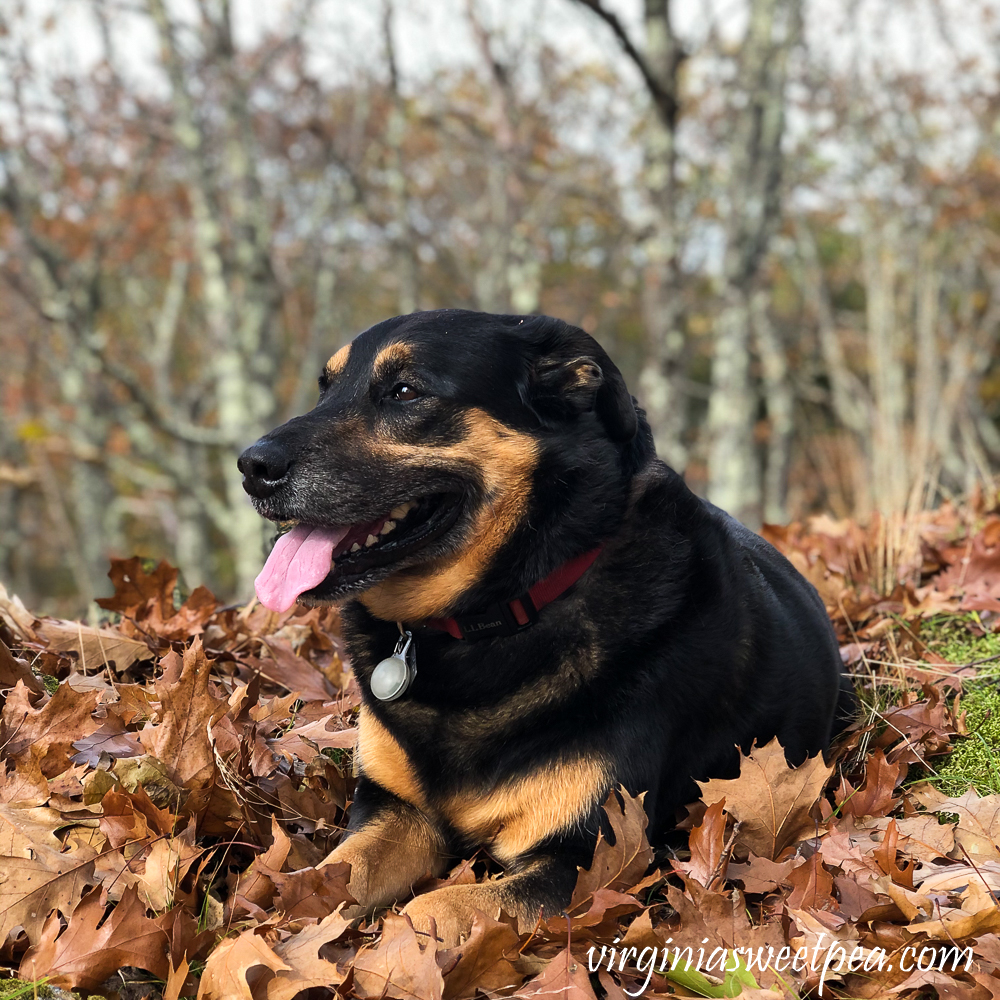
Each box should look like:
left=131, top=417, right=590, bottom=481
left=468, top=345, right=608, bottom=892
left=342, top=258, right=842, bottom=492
left=568, top=0, right=679, bottom=127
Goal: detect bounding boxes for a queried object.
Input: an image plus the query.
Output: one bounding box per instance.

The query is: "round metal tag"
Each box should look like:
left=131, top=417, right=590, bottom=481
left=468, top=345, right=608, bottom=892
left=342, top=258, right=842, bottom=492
left=370, top=628, right=416, bottom=701
left=371, top=654, right=411, bottom=701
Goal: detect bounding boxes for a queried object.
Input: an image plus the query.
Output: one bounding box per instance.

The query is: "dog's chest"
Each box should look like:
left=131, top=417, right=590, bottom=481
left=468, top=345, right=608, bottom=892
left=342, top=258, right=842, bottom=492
left=355, top=706, right=608, bottom=863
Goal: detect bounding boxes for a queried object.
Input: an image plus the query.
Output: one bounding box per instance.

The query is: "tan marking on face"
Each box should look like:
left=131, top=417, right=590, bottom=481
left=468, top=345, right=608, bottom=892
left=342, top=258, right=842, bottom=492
left=356, top=706, right=427, bottom=810
left=325, top=343, right=352, bottom=377
left=320, top=806, right=445, bottom=911
left=360, top=408, right=539, bottom=621
left=372, top=341, right=412, bottom=375
left=442, top=756, right=609, bottom=864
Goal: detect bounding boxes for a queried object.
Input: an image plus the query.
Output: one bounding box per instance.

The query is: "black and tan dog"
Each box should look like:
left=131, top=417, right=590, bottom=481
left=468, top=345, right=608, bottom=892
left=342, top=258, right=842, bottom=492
left=238, top=309, right=852, bottom=945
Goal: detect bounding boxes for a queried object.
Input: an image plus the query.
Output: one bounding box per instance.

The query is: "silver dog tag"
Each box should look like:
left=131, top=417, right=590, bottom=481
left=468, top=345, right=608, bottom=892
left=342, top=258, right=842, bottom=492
left=371, top=628, right=416, bottom=701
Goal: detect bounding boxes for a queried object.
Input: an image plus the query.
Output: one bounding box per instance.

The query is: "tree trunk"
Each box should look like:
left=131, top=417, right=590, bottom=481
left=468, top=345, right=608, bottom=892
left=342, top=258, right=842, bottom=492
left=706, top=0, right=800, bottom=525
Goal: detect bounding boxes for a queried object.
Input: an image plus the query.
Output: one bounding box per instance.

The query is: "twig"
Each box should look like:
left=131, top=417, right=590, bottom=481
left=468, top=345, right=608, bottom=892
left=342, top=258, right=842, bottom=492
left=706, top=820, right=742, bottom=892
left=957, top=841, right=1000, bottom=898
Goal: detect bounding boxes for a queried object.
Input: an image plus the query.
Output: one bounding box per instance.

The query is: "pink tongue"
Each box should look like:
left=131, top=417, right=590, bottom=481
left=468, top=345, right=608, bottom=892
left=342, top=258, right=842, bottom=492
left=255, top=524, right=351, bottom=612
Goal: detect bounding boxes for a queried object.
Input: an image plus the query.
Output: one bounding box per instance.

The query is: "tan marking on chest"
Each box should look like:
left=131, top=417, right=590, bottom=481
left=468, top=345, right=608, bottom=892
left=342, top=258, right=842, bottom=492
left=356, top=707, right=427, bottom=810
left=443, top=756, right=610, bottom=864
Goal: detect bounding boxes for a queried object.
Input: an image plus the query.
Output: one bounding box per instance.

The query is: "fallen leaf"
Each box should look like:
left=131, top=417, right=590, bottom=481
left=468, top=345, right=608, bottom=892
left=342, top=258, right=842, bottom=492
left=0, top=746, right=49, bottom=806
left=70, top=717, right=143, bottom=766
left=270, top=717, right=358, bottom=761
left=698, top=738, right=834, bottom=860
left=914, top=785, right=1000, bottom=862
left=0, top=637, right=44, bottom=694
left=0, top=582, right=38, bottom=640
left=727, top=854, right=803, bottom=894
left=268, top=860, right=354, bottom=918
left=917, top=861, right=1000, bottom=895
left=35, top=618, right=153, bottom=672
left=353, top=912, right=445, bottom=1000
left=909, top=905, right=1000, bottom=941
left=260, top=637, right=337, bottom=701
left=438, top=910, right=522, bottom=999
left=196, top=927, right=291, bottom=1000
left=266, top=909, right=352, bottom=998
left=138, top=640, right=237, bottom=830
left=836, top=750, right=905, bottom=818
left=785, top=854, right=835, bottom=909
left=0, top=845, right=98, bottom=945
left=567, top=788, right=653, bottom=914
left=0, top=802, right=66, bottom=856
left=519, top=946, right=599, bottom=1000
left=676, top=797, right=727, bottom=888
left=1, top=680, right=100, bottom=776
left=20, top=885, right=169, bottom=990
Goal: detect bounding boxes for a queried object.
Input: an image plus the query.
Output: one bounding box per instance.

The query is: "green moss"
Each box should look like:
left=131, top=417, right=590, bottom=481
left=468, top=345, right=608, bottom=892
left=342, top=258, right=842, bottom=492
left=38, top=673, right=60, bottom=695
left=0, top=979, right=67, bottom=999
left=923, top=613, right=1000, bottom=673
left=899, top=615, right=1000, bottom=795
left=936, top=685, right=1000, bottom=796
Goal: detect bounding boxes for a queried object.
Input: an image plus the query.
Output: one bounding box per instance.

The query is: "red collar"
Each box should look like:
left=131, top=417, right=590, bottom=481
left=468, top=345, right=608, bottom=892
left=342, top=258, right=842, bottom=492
left=419, top=546, right=603, bottom=641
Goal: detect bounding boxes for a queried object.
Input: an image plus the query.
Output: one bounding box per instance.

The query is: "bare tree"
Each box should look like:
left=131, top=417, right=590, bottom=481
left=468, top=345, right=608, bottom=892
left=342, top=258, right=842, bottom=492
left=705, top=0, right=801, bottom=526
left=567, top=0, right=687, bottom=469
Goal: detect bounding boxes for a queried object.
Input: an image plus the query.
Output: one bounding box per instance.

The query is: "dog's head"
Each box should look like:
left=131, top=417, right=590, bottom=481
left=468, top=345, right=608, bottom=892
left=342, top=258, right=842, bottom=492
left=239, top=310, right=653, bottom=621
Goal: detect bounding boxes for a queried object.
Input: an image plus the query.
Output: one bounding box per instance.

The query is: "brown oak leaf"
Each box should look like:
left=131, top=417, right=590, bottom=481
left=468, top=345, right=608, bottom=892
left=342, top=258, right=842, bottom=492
left=139, top=640, right=237, bottom=830
left=1, top=680, right=100, bottom=776
left=566, top=788, right=653, bottom=915
left=914, top=784, right=1000, bottom=863
left=35, top=618, right=154, bottom=672
left=0, top=844, right=99, bottom=945
left=268, top=860, right=355, bottom=919
left=728, top=854, right=803, bottom=894
left=266, top=909, right=353, bottom=999
left=835, top=749, right=905, bottom=818
left=70, top=717, right=143, bottom=767
left=676, top=797, right=728, bottom=888
left=20, top=885, right=169, bottom=990
left=697, top=738, right=833, bottom=860
left=260, top=637, right=337, bottom=702
left=785, top=854, right=835, bottom=909
left=438, top=910, right=522, bottom=999
left=353, top=912, right=445, bottom=1000
left=0, top=637, right=43, bottom=695
left=196, top=927, right=291, bottom=1000
left=519, top=946, right=599, bottom=1000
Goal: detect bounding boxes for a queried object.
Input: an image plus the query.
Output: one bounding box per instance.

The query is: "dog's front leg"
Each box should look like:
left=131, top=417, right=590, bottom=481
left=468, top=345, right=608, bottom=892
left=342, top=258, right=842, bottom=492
left=401, top=852, right=580, bottom=947
left=320, top=781, right=447, bottom=917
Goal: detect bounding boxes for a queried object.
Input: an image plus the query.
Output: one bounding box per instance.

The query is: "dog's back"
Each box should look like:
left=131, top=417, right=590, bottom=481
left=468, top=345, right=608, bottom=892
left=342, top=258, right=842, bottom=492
left=590, top=462, right=849, bottom=836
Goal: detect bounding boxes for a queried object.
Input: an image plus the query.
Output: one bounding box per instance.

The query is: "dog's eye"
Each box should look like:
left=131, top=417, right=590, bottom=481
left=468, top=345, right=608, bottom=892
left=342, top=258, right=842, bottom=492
left=391, top=383, right=421, bottom=402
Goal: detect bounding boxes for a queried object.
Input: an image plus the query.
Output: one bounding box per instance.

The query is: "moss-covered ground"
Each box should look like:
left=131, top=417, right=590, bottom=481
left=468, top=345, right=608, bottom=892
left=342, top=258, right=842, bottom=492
left=918, top=613, right=1000, bottom=795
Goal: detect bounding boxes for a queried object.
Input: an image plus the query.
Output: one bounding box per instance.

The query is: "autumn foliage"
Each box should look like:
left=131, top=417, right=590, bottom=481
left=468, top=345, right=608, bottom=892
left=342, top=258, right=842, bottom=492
left=3, top=503, right=1000, bottom=997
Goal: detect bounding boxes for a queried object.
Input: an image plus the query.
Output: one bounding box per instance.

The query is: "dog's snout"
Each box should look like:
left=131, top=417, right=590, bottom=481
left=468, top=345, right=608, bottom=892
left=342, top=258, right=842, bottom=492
left=238, top=439, right=292, bottom=498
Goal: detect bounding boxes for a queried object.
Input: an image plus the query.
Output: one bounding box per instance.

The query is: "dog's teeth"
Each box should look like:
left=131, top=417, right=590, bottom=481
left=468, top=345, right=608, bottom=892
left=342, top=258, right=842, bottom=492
left=380, top=520, right=396, bottom=535
left=365, top=534, right=378, bottom=547
left=390, top=505, right=409, bottom=520
left=350, top=542, right=361, bottom=553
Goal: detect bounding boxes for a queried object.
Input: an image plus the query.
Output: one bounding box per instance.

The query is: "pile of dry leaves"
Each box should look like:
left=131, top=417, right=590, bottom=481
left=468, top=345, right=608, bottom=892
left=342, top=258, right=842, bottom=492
left=2, top=500, right=1000, bottom=999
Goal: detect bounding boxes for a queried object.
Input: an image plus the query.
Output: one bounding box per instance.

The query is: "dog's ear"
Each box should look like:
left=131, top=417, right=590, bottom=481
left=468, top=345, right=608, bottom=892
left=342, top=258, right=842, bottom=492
left=530, top=352, right=637, bottom=442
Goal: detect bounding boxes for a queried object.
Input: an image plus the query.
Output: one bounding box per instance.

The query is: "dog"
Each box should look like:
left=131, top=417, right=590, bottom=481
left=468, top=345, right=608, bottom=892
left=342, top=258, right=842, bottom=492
left=238, top=309, right=853, bottom=946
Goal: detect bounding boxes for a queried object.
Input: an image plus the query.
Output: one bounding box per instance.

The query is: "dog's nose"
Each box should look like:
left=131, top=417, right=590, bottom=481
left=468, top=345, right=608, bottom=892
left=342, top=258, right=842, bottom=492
left=238, top=439, right=292, bottom=498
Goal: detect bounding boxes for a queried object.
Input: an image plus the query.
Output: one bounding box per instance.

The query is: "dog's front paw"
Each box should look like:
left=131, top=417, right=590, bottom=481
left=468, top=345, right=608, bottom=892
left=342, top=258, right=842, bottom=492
left=401, top=886, right=498, bottom=948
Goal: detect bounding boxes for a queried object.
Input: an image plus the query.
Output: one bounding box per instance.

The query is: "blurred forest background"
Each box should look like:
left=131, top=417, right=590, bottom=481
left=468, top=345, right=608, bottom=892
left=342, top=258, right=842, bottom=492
left=2, top=0, right=998, bottom=616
